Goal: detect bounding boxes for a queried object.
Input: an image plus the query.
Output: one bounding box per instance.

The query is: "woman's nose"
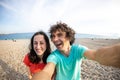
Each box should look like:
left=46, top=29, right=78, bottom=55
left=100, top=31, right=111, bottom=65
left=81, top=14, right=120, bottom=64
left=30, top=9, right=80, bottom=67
left=36, top=44, right=41, bottom=48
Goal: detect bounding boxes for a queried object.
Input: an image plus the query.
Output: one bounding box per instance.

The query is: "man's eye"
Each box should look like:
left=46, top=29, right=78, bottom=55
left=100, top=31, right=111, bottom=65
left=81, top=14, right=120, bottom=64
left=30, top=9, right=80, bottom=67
left=58, top=33, right=62, bottom=37
left=51, top=35, right=54, bottom=38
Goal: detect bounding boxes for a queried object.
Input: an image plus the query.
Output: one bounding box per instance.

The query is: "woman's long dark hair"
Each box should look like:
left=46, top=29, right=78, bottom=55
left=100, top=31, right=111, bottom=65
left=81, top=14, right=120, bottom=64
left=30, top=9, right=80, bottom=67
left=28, top=31, right=51, bottom=64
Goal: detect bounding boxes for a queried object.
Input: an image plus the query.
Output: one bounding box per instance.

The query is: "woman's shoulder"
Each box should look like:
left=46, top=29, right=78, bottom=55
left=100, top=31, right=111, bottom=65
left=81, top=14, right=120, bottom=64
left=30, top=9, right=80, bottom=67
left=24, top=53, right=30, bottom=61
left=25, top=53, right=29, bottom=57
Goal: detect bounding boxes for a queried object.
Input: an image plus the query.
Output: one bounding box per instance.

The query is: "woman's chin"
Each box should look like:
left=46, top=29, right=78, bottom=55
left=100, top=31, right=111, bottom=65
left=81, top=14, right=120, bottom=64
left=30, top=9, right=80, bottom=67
left=36, top=52, right=42, bottom=56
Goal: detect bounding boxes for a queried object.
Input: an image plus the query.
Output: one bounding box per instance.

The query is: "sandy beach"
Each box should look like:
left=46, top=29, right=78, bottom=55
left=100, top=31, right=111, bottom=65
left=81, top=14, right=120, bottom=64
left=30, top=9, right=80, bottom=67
left=0, top=38, right=120, bottom=80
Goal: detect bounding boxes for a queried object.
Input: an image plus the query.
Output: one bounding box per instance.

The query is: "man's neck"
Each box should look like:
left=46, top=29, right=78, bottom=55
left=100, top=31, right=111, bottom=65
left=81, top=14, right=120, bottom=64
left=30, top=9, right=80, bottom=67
left=61, top=45, right=71, bottom=57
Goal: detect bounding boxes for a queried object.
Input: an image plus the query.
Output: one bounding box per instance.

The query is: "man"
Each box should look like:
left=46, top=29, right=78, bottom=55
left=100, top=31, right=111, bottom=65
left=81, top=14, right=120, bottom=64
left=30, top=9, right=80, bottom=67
left=32, top=22, right=120, bottom=80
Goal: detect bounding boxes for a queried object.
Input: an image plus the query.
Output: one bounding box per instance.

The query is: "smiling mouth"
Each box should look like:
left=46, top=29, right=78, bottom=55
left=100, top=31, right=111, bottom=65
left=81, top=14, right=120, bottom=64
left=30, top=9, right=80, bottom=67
left=55, top=43, right=62, bottom=48
left=36, top=49, right=41, bottom=52
left=36, top=51, right=40, bottom=53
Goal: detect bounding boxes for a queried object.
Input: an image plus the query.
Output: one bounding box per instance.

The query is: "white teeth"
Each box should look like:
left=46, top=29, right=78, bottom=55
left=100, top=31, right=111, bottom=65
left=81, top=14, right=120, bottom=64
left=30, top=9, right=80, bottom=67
left=55, top=42, right=60, bottom=46
left=54, top=41, right=62, bottom=47
left=56, top=43, right=61, bottom=46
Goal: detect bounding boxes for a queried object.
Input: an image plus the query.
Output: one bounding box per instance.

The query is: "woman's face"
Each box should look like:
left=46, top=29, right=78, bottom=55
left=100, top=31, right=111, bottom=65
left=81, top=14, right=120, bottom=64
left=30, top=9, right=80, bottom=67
left=33, top=34, right=46, bottom=56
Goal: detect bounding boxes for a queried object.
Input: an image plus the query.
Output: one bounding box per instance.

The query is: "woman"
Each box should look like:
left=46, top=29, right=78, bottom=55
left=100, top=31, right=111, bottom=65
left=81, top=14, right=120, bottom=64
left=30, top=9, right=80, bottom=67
left=23, top=31, right=51, bottom=79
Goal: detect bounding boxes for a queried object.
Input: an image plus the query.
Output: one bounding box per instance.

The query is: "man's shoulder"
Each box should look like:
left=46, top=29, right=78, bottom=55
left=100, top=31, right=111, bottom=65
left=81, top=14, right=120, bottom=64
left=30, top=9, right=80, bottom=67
left=71, top=44, right=88, bottom=51
left=51, top=49, right=59, bottom=54
left=72, top=44, right=82, bottom=48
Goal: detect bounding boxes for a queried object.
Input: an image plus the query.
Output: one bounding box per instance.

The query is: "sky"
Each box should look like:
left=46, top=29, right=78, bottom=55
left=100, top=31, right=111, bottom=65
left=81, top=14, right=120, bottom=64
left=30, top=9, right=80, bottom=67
left=0, top=0, right=120, bottom=37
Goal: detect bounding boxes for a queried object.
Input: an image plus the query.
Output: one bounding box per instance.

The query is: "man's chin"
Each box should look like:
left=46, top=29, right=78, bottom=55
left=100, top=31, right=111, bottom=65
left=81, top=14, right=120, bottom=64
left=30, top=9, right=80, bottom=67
left=56, top=45, right=63, bottom=50
left=56, top=46, right=62, bottom=50
left=57, top=48, right=64, bottom=53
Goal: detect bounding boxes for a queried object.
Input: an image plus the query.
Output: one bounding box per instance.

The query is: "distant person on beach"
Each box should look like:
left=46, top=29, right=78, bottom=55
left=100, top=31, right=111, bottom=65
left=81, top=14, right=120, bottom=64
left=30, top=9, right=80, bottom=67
left=23, top=31, right=54, bottom=79
left=31, top=22, right=120, bottom=80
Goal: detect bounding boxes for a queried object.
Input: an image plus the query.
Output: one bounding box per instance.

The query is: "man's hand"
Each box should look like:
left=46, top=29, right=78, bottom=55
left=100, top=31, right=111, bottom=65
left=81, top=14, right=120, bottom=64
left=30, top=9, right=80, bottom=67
left=31, top=71, right=51, bottom=80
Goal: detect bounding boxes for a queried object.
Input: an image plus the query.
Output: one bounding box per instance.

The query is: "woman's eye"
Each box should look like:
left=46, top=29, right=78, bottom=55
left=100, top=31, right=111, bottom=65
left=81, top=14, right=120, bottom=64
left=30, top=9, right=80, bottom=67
left=40, top=42, right=44, bottom=44
left=34, top=42, right=37, bottom=45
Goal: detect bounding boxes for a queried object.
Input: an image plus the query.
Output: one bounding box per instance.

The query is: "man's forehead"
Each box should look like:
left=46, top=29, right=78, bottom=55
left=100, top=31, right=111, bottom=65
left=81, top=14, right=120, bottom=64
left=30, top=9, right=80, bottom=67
left=51, top=30, right=65, bottom=34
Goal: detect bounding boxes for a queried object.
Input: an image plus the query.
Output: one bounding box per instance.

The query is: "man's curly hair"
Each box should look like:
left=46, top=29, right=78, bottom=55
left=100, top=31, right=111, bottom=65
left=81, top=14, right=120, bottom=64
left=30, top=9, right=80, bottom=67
left=49, top=22, right=75, bottom=45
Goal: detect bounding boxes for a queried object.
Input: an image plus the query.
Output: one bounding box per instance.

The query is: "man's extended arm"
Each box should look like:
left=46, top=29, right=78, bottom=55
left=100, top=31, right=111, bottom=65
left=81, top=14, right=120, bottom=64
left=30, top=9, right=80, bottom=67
left=31, top=62, right=55, bottom=80
left=84, top=43, right=120, bottom=68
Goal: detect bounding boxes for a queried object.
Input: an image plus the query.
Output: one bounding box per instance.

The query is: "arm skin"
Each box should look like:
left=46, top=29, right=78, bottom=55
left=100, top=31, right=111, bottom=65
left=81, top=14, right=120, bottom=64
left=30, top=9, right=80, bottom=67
left=26, top=67, right=32, bottom=79
left=31, top=62, right=56, bottom=80
left=84, top=43, right=120, bottom=68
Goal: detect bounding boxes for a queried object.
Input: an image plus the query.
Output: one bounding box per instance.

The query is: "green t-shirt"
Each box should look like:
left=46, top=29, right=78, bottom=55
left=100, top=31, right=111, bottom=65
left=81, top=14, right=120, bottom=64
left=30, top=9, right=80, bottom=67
left=47, top=44, right=88, bottom=80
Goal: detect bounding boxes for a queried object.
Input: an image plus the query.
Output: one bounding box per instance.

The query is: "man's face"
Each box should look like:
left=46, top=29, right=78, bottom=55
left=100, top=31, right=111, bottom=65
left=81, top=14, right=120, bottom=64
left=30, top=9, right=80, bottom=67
left=51, top=30, right=70, bottom=52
